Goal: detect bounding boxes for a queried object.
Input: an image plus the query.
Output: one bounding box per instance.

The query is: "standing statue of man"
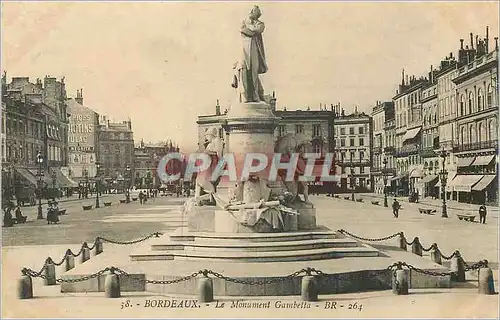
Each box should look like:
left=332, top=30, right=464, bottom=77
left=232, top=5, right=268, bottom=103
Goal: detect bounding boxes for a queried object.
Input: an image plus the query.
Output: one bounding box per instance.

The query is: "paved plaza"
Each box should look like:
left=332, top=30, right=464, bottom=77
left=2, top=194, right=498, bottom=318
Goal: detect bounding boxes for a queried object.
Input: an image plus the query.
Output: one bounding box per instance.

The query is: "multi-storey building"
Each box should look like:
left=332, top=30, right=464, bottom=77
left=97, top=116, right=135, bottom=187
left=392, top=72, right=428, bottom=196
left=133, top=139, right=179, bottom=188
left=334, top=110, right=373, bottom=191
left=417, top=73, right=440, bottom=197
left=371, top=101, right=394, bottom=194
left=1, top=73, right=72, bottom=198
left=450, top=33, right=498, bottom=205
left=67, top=90, right=100, bottom=181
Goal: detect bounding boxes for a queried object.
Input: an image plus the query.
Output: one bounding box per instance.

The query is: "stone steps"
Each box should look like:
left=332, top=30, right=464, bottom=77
left=150, top=238, right=360, bottom=252
left=130, top=245, right=380, bottom=262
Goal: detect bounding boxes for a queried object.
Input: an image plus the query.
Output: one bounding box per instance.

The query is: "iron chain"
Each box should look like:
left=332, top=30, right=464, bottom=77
left=338, top=229, right=401, bottom=242
left=115, top=268, right=202, bottom=285
left=436, top=248, right=456, bottom=260
left=98, top=232, right=163, bottom=245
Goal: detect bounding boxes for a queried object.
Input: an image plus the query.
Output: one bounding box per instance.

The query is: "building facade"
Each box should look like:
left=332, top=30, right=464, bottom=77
left=371, top=101, right=394, bottom=194
left=450, top=35, right=498, bottom=205
left=97, top=116, right=135, bottom=187
left=133, top=140, right=179, bottom=188
left=67, top=92, right=100, bottom=181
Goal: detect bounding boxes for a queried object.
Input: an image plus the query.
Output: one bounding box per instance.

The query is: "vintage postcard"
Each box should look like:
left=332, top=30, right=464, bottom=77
left=1, top=1, right=499, bottom=318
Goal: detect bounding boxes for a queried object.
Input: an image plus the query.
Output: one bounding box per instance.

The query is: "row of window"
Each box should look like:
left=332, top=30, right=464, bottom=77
left=458, top=84, right=495, bottom=117
left=277, top=124, right=323, bottom=137
left=459, top=119, right=497, bottom=145
left=336, top=150, right=367, bottom=162
left=338, top=137, right=365, bottom=147
left=337, top=166, right=369, bottom=175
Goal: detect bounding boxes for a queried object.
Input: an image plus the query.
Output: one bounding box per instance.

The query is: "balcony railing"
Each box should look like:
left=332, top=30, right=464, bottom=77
left=337, top=160, right=370, bottom=166
left=373, top=146, right=382, bottom=154
left=395, top=144, right=420, bottom=157
left=420, top=147, right=437, bottom=158
left=453, top=140, right=498, bottom=152
left=384, top=146, right=395, bottom=154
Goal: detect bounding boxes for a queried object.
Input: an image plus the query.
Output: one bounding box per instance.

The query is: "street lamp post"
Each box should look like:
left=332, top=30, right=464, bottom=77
left=383, top=157, right=388, bottom=207
left=95, top=162, right=100, bottom=208
left=350, top=171, right=355, bottom=201
left=438, top=148, right=449, bottom=218
left=36, top=151, right=44, bottom=219
left=51, top=169, right=57, bottom=199
left=125, top=165, right=131, bottom=203
left=83, top=168, right=89, bottom=199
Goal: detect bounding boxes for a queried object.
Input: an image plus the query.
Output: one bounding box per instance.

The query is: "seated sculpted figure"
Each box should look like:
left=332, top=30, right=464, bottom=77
left=195, top=126, right=224, bottom=204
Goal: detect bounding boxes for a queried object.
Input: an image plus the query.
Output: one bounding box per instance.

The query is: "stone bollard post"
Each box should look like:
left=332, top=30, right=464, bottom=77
left=392, top=268, right=409, bottom=295
left=430, top=244, right=442, bottom=265
left=450, top=251, right=466, bottom=282
left=197, top=271, right=214, bottom=303
left=411, top=237, right=422, bottom=256
left=398, top=232, right=407, bottom=250
left=301, top=276, right=318, bottom=301
left=94, top=238, right=104, bottom=256
left=44, top=258, right=57, bottom=286
left=81, top=242, right=91, bottom=263
left=65, top=250, right=75, bottom=271
left=478, top=266, right=495, bottom=295
left=18, top=272, right=33, bottom=299
left=104, top=268, right=121, bottom=298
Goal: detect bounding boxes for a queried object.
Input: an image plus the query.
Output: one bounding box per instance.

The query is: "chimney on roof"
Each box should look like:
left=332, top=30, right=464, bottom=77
left=495, top=37, right=499, bottom=50
left=429, top=65, right=434, bottom=83
left=486, top=26, right=489, bottom=52
left=401, top=69, right=405, bottom=86
left=75, top=88, right=83, bottom=105
left=470, top=33, right=474, bottom=49
left=460, top=39, right=464, bottom=49
left=215, top=99, right=221, bottom=115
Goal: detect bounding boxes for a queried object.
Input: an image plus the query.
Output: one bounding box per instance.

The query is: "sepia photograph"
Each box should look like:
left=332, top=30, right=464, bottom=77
left=1, top=1, right=499, bottom=318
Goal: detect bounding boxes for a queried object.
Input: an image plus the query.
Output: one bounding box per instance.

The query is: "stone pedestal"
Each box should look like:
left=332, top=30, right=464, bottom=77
left=295, top=202, right=316, bottom=230
left=188, top=206, right=216, bottom=232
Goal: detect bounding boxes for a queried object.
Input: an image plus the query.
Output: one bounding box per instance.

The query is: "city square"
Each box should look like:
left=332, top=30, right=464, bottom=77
left=2, top=1, right=499, bottom=319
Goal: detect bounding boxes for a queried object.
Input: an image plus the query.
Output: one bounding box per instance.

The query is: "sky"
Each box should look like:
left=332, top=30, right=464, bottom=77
left=2, top=1, right=498, bottom=151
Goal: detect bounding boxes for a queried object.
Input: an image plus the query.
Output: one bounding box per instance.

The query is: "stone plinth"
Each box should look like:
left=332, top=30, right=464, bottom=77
left=187, top=206, right=216, bottom=232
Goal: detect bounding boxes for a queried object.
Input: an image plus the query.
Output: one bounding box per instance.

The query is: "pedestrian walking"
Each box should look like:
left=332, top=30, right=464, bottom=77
left=392, top=199, right=401, bottom=218
left=139, top=191, right=144, bottom=205
left=479, top=204, right=487, bottom=224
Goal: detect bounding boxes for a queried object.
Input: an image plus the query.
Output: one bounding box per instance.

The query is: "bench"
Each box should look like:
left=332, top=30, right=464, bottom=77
left=132, top=197, right=138, bottom=201
left=104, top=202, right=112, bottom=207
left=457, top=214, right=476, bottom=222
left=356, top=199, right=363, bottom=203
left=419, top=208, right=436, bottom=215
left=58, top=209, right=67, bottom=215
left=119, top=199, right=126, bottom=204
left=371, top=201, right=379, bottom=205
left=344, top=196, right=350, bottom=200
left=82, top=205, right=93, bottom=211
left=334, top=195, right=340, bottom=199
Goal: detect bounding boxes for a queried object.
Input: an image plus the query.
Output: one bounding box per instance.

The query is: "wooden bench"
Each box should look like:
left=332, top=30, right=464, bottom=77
left=343, top=196, right=350, bottom=200
left=58, top=209, right=67, bottom=215
left=419, top=208, right=436, bottom=215
left=119, top=199, right=126, bottom=203
left=104, top=202, right=112, bottom=207
left=457, top=214, right=476, bottom=222
left=356, top=199, right=363, bottom=203
left=132, top=197, right=138, bottom=201
left=371, top=201, right=379, bottom=205
left=82, top=205, right=93, bottom=211
left=334, top=195, right=340, bottom=199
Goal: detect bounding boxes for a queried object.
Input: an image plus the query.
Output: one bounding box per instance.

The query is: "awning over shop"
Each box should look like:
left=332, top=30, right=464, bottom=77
left=410, top=168, right=423, bottom=178
left=472, top=155, right=495, bottom=166
left=376, top=178, right=392, bottom=187
left=15, top=168, right=38, bottom=187
left=443, top=172, right=456, bottom=192
left=403, top=127, right=421, bottom=142
left=421, top=174, right=439, bottom=185
left=449, top=175, right=484, bottom=192
left=55, top=169, right=78, bottom=188
left=456, top=157, right=475, bottom=167
left=471, top=175, right=497, bottom=191
left=391, top=174, right=408, bottom=181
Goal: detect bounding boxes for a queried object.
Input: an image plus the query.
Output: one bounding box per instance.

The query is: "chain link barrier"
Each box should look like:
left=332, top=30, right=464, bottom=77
left=338, top=229, right=401, bottom=242
left=97, top=232, right=162, bottom=245
left=420, top=243, right=436, bottom=253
